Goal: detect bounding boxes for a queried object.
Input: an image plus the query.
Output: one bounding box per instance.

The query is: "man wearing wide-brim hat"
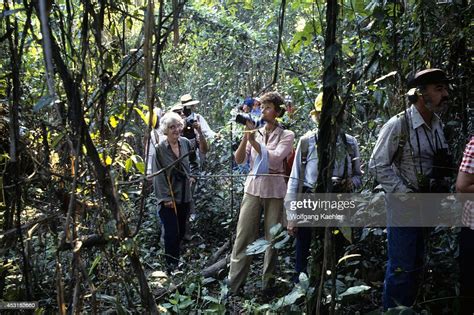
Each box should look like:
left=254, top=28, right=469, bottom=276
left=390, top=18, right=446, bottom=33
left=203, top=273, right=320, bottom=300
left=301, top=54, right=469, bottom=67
left=179, top=94, right=215, bottom=141
left=369, top=68, right=452, bottom=310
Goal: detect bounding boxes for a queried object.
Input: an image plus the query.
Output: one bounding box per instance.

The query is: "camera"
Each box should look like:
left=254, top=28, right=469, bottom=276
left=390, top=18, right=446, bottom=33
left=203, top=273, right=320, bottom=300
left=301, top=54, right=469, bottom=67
left=235, top=114, right=263, bottom=128
left=185, top=116, right=196, bottom=127
left=416, top=147, right=453, bottom=193
left=417, top=174, right=450, bottom=193
left=182, top=116, right=197, bottom=139
left=331, top=177, right=353, bottom=193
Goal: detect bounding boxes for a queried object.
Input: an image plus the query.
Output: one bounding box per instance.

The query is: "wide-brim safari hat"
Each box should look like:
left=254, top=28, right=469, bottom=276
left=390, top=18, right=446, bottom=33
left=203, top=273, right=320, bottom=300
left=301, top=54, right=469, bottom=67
left=180, top=94, right=200, bottom=107
left=407, top=68, right=450, bottom=88
left=170, top=103, right=184, bottom=112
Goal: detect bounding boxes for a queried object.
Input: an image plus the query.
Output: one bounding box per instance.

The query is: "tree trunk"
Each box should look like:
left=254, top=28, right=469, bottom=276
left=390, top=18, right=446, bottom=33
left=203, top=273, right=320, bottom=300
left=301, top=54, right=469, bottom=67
left=309, top=0, right=340, bottom=314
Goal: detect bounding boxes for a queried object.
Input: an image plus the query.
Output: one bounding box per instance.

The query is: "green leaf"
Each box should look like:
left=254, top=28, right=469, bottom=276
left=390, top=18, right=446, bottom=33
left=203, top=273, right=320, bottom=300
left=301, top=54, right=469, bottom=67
left=298, top=272, right=309, bottom=290
left=162, top=303, right=173, bottom=309
left=178, top=299, right=193, bottom=309
left=245, top=238, right=270, bottom=255
left=256, top=304, right=271, bottom=311
left=135, top=162, right=145, bottom=174
left=203, top=295, right=219, bottom=303
left=109, top=116, right=119, bottom=128
left=125, top=158, right=133, bottom=172
left=134, top=107, right=147, bottom=124
left=105, top=156, right=112, bottom=166
left=88, top=255, right=102, bottom=276
left=51, top=132, right=65, bottom=148
left=269, top=223, right=282, bottom=236
left=337, top=285, right=370, bottom=301
left=274, top=234, right=290, bottom=249
left=33, top=95, right=55, bottom=112
left=274, top=288, right=305, bottom=308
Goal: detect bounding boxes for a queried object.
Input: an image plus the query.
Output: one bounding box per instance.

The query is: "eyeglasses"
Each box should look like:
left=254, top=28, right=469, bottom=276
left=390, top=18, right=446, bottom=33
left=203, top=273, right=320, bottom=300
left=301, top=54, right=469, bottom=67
left=168, top=124, right=182, bottom=130
left=173, top=110, right=183, bottom=115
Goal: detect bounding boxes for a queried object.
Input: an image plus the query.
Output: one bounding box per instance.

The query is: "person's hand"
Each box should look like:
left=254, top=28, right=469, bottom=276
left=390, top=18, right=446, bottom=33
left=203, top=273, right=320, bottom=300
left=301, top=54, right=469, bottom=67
left=287, top=221, right=298, bottom=236
left=244, top=120, right=256, bottom=141
left=245, top=120, right=256, bottom=130
left=189, top=177, right=196, bottom=185
left=163, top=201, right=174, bottom=208
left=192, top=121, right=202, bottom=133
left=340, top=178, right=353, bottom=192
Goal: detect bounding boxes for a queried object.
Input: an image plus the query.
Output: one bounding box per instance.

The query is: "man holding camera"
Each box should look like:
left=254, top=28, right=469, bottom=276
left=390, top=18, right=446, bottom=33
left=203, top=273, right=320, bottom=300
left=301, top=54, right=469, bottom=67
left=228, top=91, right=295, bottom=295
left=369, top=68, right=451, bottom=309
left=178, top=94, right=214, bottom=163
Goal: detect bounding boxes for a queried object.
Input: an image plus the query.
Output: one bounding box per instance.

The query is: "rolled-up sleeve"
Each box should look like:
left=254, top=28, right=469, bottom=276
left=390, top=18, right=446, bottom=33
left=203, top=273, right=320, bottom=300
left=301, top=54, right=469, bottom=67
left=369, top=117, right=410, bottom=193
left=197, top=114, right=216, bottom=139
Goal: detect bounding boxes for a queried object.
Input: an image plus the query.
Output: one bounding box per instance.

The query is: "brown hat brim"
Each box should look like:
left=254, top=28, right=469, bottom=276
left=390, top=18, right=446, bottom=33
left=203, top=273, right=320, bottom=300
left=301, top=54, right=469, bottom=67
left=408, top=68, right=450, bottom=88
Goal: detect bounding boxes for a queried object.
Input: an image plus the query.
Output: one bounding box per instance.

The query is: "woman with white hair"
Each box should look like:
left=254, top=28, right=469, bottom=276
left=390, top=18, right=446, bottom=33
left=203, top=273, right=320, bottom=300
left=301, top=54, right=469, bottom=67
left=152, top=112, right=198, bottom=271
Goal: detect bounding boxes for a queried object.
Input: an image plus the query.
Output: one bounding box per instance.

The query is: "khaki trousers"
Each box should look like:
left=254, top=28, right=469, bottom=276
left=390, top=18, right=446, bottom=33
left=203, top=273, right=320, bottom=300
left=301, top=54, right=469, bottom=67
left=228, top=193, right=284, bottom=293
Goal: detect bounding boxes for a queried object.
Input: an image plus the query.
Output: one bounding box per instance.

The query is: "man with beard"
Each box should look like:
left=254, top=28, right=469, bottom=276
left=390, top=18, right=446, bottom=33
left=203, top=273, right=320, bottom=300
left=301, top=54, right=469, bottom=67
left=369, top=68, right=451, bottom=309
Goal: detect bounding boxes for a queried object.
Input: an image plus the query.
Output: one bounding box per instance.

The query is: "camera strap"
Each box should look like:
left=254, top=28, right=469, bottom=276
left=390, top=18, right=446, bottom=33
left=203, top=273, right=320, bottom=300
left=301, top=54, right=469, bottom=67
left=421, top=126, right=435, bottom=154
left=297, top=134, right=314, bottom=193
left=339, top=132, right=352, bottom=180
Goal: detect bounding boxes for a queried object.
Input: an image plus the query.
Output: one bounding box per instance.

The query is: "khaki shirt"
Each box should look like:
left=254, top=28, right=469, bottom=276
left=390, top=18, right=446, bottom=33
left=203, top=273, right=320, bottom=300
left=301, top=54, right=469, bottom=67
left=369, top=105, right=448, bottom=193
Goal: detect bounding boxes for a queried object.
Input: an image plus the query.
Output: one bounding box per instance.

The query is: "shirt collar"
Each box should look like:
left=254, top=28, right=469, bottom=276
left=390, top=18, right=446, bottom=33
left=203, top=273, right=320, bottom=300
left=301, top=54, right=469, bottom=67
left=262, top=124, right=282, bottom=137
left=164, top=137, right=182, bottom=148
left=408, top=104, right=442, bottom=130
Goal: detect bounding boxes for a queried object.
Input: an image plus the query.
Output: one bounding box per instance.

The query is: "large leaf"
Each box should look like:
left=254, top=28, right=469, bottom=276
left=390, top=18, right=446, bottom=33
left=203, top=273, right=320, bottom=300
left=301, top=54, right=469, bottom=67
left=273, top=288, right=305, bottom=308
left=245, top=239, right=270, bottom=255
left=274, top=234, right=290, bottom=249
left=337, top=285, right=370, bottom=302
left=269, top=223, right=282, bottom=236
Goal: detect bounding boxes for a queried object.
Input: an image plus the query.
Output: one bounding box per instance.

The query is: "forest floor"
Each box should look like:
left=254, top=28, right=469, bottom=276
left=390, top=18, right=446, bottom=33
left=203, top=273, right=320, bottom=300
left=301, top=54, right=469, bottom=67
left=137, top=197, right=460, bottom=314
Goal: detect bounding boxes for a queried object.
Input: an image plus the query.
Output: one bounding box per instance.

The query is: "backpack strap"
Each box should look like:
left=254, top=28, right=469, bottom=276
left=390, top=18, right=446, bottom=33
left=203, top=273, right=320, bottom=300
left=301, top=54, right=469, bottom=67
left=391, top=112, right=409, bottom=165
left=339, top=132, right=351, bottom=180
left=297, top=132, right=316, bottom=193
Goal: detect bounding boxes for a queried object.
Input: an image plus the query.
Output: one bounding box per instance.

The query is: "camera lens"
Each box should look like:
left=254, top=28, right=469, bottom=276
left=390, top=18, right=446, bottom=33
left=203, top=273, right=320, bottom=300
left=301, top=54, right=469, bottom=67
left=235, top=114, right=249, bottom=125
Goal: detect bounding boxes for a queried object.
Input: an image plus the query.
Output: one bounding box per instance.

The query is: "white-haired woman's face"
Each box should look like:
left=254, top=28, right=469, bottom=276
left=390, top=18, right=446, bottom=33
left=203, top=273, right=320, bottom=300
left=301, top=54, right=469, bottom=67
left=166, top=120, right=182, bottom=141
